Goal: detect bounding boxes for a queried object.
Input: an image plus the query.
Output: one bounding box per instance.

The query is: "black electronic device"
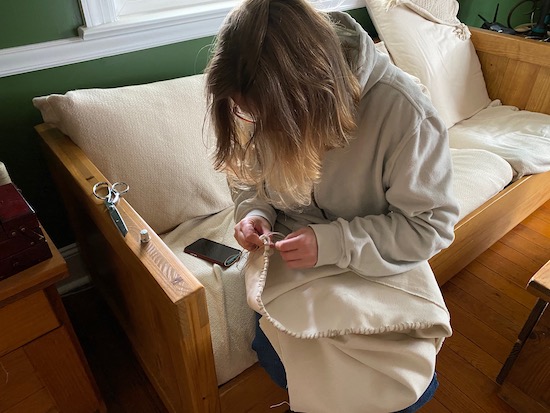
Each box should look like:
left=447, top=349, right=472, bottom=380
left=479, top=4, right=517, bottom=34
left=184, top=238, right=242, bottom=267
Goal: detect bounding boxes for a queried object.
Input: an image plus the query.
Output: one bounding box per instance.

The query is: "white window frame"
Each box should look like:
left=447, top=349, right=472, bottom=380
left=0, top=0, right=364, bottom=78
left=78, top=0, right=365, bottom=40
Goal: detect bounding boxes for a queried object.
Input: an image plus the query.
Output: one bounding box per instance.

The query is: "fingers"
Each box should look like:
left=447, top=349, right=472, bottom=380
left=275, top=227, right=318, bottom=269
left=234, top=216, right=271, bottom=251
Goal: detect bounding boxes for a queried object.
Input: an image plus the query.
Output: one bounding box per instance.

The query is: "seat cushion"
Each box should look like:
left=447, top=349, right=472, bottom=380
left=450, top=148, right=513, bottom=221
left=449, top=103, right=550, bottom=180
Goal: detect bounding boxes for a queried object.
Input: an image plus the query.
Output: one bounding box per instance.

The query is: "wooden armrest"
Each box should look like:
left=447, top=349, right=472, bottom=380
left=36, top=123, right=220, bottom=413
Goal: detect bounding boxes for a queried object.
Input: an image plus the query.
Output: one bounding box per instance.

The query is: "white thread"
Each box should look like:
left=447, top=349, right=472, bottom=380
left=270, top=400, right=290, bottom=409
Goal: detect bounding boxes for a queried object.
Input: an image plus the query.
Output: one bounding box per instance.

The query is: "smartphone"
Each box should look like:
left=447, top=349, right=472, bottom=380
left=184, top=238, right=242, bottom=267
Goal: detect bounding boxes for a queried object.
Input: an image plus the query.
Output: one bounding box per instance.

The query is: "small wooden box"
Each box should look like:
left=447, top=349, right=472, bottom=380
left=0, top=183, right=52, bottom=280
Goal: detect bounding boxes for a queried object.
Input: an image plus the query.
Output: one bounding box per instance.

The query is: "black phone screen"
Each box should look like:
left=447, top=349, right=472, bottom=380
left=184, top=238, right=241, bottom=267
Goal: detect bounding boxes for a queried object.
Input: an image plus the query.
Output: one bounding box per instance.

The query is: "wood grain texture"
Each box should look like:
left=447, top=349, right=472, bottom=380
left=37, top=124, right=219, bottom=413
left=470, top=27, right=550, bottom=114
left=24, top=326, right=103, bottom=413
left=0, top=349, right=44, bottom=412
left=0, top=291, right=59, bottom=357
left=499, top=309, right=550, bottom=412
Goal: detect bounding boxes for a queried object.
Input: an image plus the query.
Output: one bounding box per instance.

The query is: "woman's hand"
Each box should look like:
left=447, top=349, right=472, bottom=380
left=234, top=216, right=271, bottom=251
left=275, top=227, right=318, bottom=269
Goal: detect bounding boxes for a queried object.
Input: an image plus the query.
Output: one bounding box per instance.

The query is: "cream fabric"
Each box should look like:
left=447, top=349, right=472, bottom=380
left=261, top=319, right=436, bottom=413
left=374, top=41, right=431, bottom=99
left=365, top=0, right=491, bottom=128
left=449, top=102, right=550, bottom=179
left=245, top=247, right=451, bottom=412
left=33, top=74, right=233, bottom=234
left=160, top=207, right=258, bottom=385
left=450, top=148, right=513, bottom=220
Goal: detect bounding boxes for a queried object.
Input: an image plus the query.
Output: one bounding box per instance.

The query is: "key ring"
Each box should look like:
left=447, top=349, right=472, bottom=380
left=92, top=181, right=129, bottom=204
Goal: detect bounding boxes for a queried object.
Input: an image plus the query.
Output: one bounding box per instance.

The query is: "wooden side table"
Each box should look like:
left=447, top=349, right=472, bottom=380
left=497, top=260, right=550, bottom=413
left=0, top=228, right=105, bottom=413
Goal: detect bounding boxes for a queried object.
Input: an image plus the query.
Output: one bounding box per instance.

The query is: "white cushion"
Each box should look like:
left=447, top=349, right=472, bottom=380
left=450, top=148, right=513, bottom=221
left=448, top=103, right=550, bottom=180
left=33, top=75, right=233, bottom=234
left=374, top=40, right=431, bottom=99
left=365, top=0, right=491, bottom=128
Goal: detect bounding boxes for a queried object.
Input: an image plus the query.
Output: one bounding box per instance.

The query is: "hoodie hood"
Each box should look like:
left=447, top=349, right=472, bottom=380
left=329, top=11, right=393, bottom=98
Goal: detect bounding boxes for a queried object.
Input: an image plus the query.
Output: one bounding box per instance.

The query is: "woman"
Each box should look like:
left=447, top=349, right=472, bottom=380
left=205, top=1, right=459, bottom=412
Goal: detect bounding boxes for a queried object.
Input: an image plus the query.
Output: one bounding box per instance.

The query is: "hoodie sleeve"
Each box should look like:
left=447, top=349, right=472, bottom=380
left=310, top=115, right=460, bottom=277
left=232, top=187, right=278, bottom=227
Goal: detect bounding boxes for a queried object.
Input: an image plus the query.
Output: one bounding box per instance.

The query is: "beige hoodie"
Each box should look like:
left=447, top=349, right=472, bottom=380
left=235, top=12, right=460, bottom=277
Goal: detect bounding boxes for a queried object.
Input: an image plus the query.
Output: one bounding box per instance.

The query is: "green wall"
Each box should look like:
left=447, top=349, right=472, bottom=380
left=0, top=0, right=82, bottom=48
left=0, top=0, right=520, bottom=248
left=458, top=0, right=526, bottom=28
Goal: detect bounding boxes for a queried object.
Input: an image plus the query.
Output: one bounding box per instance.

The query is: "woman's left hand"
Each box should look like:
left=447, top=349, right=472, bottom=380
left=275, top=227, right=318, bottom=269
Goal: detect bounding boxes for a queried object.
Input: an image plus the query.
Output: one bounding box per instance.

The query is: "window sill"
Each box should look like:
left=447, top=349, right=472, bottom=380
left=0, top=0, right=364, bottom=78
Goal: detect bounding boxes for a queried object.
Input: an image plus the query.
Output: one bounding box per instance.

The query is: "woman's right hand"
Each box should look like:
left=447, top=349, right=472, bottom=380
left=234, top=216, right=272, bottom=251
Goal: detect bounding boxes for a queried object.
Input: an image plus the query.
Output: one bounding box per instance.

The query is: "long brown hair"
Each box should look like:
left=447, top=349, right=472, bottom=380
left=206, top=0, right=361, bottom=209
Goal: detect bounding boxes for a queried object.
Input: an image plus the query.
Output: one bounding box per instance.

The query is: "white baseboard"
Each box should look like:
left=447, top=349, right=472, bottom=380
left=57, top=243, right=92, bottom=295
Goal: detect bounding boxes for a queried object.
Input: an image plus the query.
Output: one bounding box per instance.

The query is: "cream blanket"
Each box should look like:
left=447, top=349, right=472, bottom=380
left=246, top=243, right=452, bottom=412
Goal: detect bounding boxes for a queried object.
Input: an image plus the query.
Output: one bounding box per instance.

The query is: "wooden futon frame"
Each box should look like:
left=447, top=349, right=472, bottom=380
left=36, top=28, right=550, bottom=413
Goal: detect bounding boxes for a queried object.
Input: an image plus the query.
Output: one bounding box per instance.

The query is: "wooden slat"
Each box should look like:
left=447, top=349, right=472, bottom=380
left=499, top=382, right=549, bottom=413
left=489, top=240, right=545, bottom=276
left=470, top=27, right=550, bottom=114
left=444, top=293, right=513, bottom=363
left=470, top=28, right=550, bottom=70
left=528, top=66, right=550, bottom=113
left=449, top=271, right=530, bottom=331
left=499, top=60, right=540, bottom=109
left=37, top=124, right=220, bottom=413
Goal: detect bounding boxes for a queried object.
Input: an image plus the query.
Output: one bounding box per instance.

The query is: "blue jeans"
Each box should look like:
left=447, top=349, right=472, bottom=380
left=251, top=313, right=438, bottom=412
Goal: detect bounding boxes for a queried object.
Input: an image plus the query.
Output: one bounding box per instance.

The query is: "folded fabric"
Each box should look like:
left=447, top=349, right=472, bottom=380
left=450, top=148, right=513, bottom=220
left=245, top=241, right=451, bottom=412
left=448, top=102, right=550, bottom=179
